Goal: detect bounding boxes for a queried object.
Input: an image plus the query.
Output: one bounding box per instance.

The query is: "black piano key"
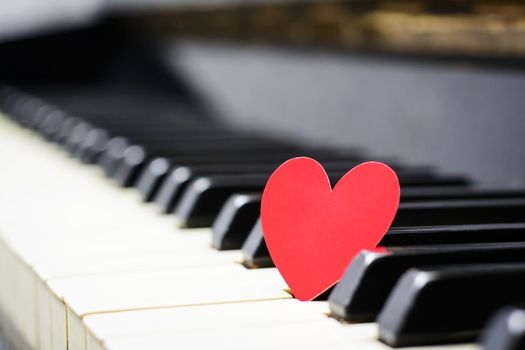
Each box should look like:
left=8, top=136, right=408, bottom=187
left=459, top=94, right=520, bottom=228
left=76, top=128, right=110, bottom=163
left=53, top=116, right=84, bottom=144
left=175, top=170, right=367, bottom=227
left=112, top=145, right=147, bottom=186
left=480, top=307, right=525, bottom=350
left=124, top=143, right=374, bottom=188
left=39, top=109, right=67, bottom=140
left=241, top=219, right=273, bottom=268
left=175, top=174, right=270, bottom=227
left=117, top=139, right=305, bottom=159
left=0, top=85, right=14, bottom=108
left=101, top=130, right=277, bottom=145
left=212, top=193, right=262, bottom=250
left=135, top=158, right=172, bottom=201
left=15, top=96, right=42, bottom=127
left=117, top=144, right=298, bottom=189
left=241, top=221, right=525, bottom=270
left=154, top=166, right=192, bottom=213
left=97, top=137, right=130, bottom=177
left=152, top=162, right=348, bottom=212
left=26, top=102, right=54, bottom=130
left=377, top=264, right=525, bottom=347
left=398, top=175, right=469, bottom=187
left=382, top=223, right=525, bottom=246
left=144, top=159, right=374, bottom=204
left=401, top=187, right=525, bottom=201
left=64, top=121, right=93, bottom=154
left=329, top=243, right=525, bottom=322
left=186, top=187, right=525, bottom=234
left=153, top=160, right=455, bottom=215
left=222, top=188, right=520, bottom=253
left=393, top=199, right=525, bottom=226
left=3, top=91, right=23, bottom=119
left=114, top=145, right=302, bottom=188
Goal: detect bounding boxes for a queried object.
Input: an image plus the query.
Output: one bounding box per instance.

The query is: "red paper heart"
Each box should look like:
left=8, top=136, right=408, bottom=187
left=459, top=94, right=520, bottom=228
left=261, top=158, right=400, bottom=301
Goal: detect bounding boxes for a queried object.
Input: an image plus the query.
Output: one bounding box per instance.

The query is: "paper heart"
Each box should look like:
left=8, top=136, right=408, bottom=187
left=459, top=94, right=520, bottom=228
left=261, top=158, right=400, bottom=301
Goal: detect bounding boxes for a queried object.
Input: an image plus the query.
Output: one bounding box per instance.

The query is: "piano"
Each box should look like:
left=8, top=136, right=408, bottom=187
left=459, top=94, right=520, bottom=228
left=1, top=1, right=525, bottom=350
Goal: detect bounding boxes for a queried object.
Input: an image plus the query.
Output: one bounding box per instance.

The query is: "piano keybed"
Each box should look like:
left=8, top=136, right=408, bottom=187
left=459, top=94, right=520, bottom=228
left=0, top=86, right=524, bottom=350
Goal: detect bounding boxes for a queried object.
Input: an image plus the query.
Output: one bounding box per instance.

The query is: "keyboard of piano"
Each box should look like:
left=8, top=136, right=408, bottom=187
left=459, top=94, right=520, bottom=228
left=1, top=88, right=524, bottom=350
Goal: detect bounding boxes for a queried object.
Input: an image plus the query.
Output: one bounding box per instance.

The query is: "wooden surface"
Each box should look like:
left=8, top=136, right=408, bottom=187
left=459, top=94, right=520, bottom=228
left=129, top=0, right=525, bottom=58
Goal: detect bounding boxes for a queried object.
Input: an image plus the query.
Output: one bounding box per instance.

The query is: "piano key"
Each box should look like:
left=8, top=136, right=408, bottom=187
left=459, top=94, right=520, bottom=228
left=0, top=85, right=14, bottom=107
left=83, top=299, right=329, bottom=349
left=175, top=174, right=294, bottom=227
left=44, top=265, right=290, bottom=349
left=155, top=171, right=495, bottom=222
left=401, top=187, right=525, bottom=201
left=382, top=223, right=525, bottom=246
left=175, top=169, right=469, bottom=228
left=217, top=188, right=525, bottom=254
left=77, top=128, right=111, bottom=163
left=242, top=219, right=273, bottom=268
left=211, top=188, right=525, bottom=252
left=242, top=220, right=525, bottom=270
left=95, top=316, right=477, bottom=350
left=153, top=161, right=363, bottom=213
left=115, top=137, right=378, bottom=188
left=175, top=174, right=272, bottom=227
left=135, top=158, right=171, bottom=201
left=84, top=299, right=474, bottom=350
left=393, top=199, right=525, bottom=226
left=113, top=145, right=302, bottom=188
left=479, top=307, right=525, bottom=350
left=12, top=95, right=41, bottom=127
left=39, top=109, right=67, bottom=140
left=212, top=192, right=262, bottom=250
left=153, top=164, right=193, bottom=213
left=97, top=137, right=130, bottom=177
left=4, top=93, right=29, bottom=124
left=64, top=121, right=94, bottom=154
left=140, top=161, right=281, bottom=203
left=112, top=144, right=147, bottom=186
left=377, top=264, right=525, bottom=347
left=329, top=243, right=525, bottom=322
left=97, top=129, right=277, bottom=145
left=53, top=116, right=84, bottom=144
left=26, top=101, right=54, bottom=130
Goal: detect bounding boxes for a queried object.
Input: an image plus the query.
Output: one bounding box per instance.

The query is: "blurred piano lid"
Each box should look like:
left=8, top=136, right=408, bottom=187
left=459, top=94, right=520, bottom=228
left=0, top=0, right=104, bottom=42
left=108, top=0, right=324, bottom=11
left=0, top=0, right=322, bottom=42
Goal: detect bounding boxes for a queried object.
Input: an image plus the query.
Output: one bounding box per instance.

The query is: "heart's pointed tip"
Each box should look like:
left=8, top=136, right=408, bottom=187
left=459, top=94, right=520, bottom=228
left=293, top=291, right=317, bottom=302
left=292, top=282, right=337, bottom=302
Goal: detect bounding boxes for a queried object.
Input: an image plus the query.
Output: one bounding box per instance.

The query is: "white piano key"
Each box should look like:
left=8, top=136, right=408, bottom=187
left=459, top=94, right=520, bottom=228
left=50, top=264, right=289, bottom=316
left=84, top=299, right=329, bottom=342
left=0, top=239, right=38, bottom=349
left=44, top=265, right=289, bottom=350
left=100, top=320, right=479, bottom=350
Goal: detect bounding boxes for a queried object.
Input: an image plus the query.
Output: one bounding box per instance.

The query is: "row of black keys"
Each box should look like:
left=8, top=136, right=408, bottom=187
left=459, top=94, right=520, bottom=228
left=1, top=85, right=525, bottom=350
